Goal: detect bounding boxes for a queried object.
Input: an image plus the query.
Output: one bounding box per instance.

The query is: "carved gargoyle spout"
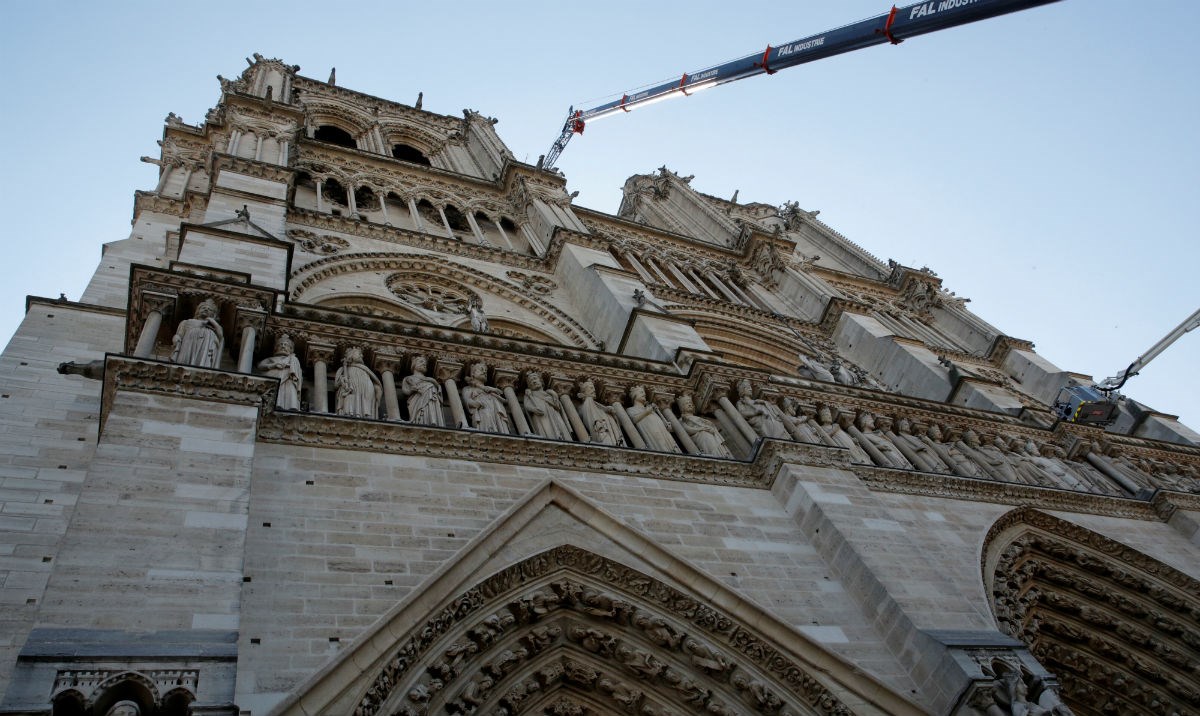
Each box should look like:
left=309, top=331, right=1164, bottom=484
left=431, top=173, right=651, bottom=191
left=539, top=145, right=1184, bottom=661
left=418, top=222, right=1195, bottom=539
left=57, top=359, right=106, bottom=381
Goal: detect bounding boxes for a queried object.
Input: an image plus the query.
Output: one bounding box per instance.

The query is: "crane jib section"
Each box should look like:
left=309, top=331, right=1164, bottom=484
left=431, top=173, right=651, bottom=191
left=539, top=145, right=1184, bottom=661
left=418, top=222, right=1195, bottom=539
left=572, top=0, right=1060, bottom=126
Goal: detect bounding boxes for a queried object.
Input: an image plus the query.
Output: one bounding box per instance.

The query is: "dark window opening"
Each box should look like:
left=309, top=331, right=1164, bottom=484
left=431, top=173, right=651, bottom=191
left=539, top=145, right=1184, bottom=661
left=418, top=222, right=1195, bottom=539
left=315, top=125, right=356, bottom=148
left=392, top=143, right=431, bottom=166
left=323, top=179, right=348, bottom=206
left=444, top=205, right=471, bottom=233
left=500, top=216, right=518, bottom=232
left=416, top=199, right=442, bottom=228
left=354, top=186, right=379, bottom=212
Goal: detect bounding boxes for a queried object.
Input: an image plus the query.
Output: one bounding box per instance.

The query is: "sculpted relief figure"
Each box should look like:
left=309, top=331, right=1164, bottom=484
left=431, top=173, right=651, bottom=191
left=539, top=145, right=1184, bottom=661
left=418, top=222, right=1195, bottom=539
left=627, top=385, right=680, bottom=453
left=888, top=417, right=951, bottom=472
left=676, top=394, right=732, bottom=458
left=258, top=333, right=303, bottom=410
left=171, top=297, right=223, bottom=368
left=817, top=405, right=872, bottom=464
left=467, top=295, right=489, bottom=334
left=851, top=413, right=913, bottom=469
left=578, top=379, right=624, bottom=446
left=780, top=397, right=832, bottom=445
left=401, top=355, right=444, bottom=426
left=956, top=430, right=1020, bottom=483
left=735, top=379, right=790, bottom=440
left=334, top=347, right=382, bottom=418
left=523, top=371, right=572, bottom=440
left=462, top=363, right=510, bottom=433
left=798, top=353, right=836, bottom=382
left=923, top=424, right=985, bottom=478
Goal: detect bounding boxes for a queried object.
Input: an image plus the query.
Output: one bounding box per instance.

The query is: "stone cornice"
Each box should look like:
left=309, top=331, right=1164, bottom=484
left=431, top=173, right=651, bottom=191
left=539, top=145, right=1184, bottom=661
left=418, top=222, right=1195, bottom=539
left=575, top=208, right=742, bottom=263
left=855, top=465, right=1160, bottom=520
left=292, top=75, right=461, bottom=129
left=256, top=411, right=769, bottom=487
left=25, top=296, right=125, bottom=318
left=100, top=355, right=277, bottom=435
left=210, top=153, right=294, bottom=184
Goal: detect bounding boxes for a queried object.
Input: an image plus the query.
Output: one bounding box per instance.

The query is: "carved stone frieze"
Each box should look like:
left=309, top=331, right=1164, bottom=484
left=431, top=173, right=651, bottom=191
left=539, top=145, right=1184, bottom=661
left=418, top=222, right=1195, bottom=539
left=287, top=228, right=351, bottom=254
left=506, top=270, right=557, bottom=295
left=352, top=546, right=859, bottom=716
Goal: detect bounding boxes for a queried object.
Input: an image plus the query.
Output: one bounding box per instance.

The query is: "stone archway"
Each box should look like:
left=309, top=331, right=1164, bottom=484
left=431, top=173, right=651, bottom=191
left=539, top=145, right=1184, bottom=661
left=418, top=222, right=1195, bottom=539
left=356, top=545, right=856, bottom=716
left=984, top=508, right=1200, bottom=715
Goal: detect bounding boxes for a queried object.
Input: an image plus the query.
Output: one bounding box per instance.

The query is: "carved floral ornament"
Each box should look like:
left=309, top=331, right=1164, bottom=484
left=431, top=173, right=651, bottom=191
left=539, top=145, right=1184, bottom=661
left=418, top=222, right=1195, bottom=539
left=288, top=228, right=351, bottom=255
left=985, top=508, right=1200, bottom=715
left=340, top=546, right=879, bottom=716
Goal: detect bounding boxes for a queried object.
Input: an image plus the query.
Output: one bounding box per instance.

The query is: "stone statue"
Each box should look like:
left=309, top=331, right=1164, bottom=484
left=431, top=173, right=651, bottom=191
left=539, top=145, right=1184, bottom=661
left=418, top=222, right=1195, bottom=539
left=830, top=359, right=859, bottom=386
left=627, top=385, right=679, bottom=453
left=677, top=394, right=732, bottom=457
left=523, top=371, right=572, bottom=440
left=816, top=406, right=871, bottom=464
left=578, top=379, right=624, bottom=446
left=467, top=295, right=489, bottom=334
left=989, top=668, right=1071, bottom=716
left=852, top=412, right=914, bottom=469
left=401, top=355, right=444, bottom=426
left=170, top=298, right=223, bottom=368
left=257, top=333, right=303, bottom=410
left=735, top=379, right=790, bottom=440
left=923, top=424, right=985, bottom=478
left=334, top=347, right=382, bottom=418
left=780, top=397, right=831, bottom=445
left=462, top=363, right=510, bottom=433
left=956, top=430, right=1020, bottom=483
left=104, top=702, right=141, bottom=716
left=887, top=417, right=951, bottom=473
left=798, top=353, right=835, bottom=382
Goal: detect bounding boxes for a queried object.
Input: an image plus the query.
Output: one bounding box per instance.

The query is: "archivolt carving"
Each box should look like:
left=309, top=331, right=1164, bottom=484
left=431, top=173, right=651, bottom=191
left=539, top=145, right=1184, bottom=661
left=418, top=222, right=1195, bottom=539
left=353, top=545, right=857, bottom=716
left=984, top=508, right=1200, bottom=715
left=288, top=228, right=351, bottom=255
left=289, top=254, right=599, bottom=349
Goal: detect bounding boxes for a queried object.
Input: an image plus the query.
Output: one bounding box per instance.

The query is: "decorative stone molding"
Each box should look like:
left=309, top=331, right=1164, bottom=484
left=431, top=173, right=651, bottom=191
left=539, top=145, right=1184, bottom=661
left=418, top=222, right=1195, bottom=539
left=984, top=508, right=1200, bottom=715
left=345, top=546, right=870, bottom=716
left=100, top=356, right=278, bottom=435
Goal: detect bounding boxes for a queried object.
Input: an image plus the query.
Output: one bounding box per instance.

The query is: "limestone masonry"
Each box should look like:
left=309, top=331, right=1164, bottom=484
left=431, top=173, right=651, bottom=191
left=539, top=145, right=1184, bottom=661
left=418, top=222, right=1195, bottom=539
left=0, top=55, right=1197, bottom=716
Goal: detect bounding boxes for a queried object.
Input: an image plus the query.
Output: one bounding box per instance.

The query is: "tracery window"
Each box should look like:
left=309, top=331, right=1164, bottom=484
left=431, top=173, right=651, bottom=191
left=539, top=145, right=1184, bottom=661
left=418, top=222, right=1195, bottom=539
left=386, top=274, right=475, bottom=314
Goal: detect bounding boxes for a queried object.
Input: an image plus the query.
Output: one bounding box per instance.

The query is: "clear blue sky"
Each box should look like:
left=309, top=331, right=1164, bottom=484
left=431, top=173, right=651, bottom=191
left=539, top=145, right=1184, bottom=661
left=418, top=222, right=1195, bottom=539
left=2, top=1, right=1197, bottom=430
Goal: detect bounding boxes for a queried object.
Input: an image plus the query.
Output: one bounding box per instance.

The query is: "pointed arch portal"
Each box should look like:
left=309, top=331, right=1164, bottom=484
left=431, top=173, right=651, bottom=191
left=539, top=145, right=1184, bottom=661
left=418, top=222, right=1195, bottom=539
left=351, top=545, right=853, bottom=716
left=984, top=509, right=1200, bottom=715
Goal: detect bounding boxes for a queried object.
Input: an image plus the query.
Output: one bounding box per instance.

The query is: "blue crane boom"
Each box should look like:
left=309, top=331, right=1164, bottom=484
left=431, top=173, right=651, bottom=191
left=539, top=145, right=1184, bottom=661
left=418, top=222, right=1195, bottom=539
left=540, top=0, right=1063, bottom=170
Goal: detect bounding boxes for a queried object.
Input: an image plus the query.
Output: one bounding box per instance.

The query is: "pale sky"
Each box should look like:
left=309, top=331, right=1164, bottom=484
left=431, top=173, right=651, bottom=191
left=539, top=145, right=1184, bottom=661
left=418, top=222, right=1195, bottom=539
left=2, top=1, right=1197, bottom=429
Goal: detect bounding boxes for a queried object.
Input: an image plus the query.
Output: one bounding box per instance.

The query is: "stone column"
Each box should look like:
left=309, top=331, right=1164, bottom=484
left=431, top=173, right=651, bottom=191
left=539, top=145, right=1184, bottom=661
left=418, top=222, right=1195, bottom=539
left=277, top=138, right=289, bottom=163
left=436, top=205, right=456, bottom=240
left=379, top=193, right=391, bottom=224
left=1085, top=452, right=1141, bottom=495
left=227, top=130, right=241, bottom=156
left=374, top=352, right=403, bottom=421
left=687, top=268, right=722, bottom=299
left=553, top=375, right=589, bottom=442
left=408, top=197, right=424, bottom=232
left=307, top=343, right=334, bottom=413
left=235, top=306, right=267, bottom=374
left=493, top=369, right=532, bottom=436
left=465, top=211, right=490, bottom=246
left=435, top=358, right=468, bottom=428
left=706, top=270, right=744, bottom=304
left=666, top=262, right=701, bottom=293
left=254, top=135, right=264, bottom=161
left=134, top=292, right=176, bottom=358
left=346, top=183, right=358, bottom=217
left=657, top=391, right=700, bottom=455
left=713, top=407, right=753, bottom=457
left=644, top=257, right=676, bottom=287
left=621, top=250, right=656, bottom=283
left=315, top=179, right=325, bottom=213
left=718, top=394, right=760, bottom=445
left=604, top=384, right=646, bottom=449
left=493, top=218, right=514, bottom=250
left=154, top=163, right=173, bottom=194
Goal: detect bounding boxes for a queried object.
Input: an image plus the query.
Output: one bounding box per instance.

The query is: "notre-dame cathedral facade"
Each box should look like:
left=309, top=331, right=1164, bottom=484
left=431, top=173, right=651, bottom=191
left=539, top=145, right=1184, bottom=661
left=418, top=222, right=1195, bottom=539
left=0, top=55, right=1196, bottom=716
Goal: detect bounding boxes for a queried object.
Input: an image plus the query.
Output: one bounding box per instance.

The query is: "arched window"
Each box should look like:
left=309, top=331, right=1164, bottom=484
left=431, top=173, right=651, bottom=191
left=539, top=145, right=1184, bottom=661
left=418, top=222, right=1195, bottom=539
left=392, top=143, right=431, bottom=166
left=322, top=179, right=348, bottom=207
left=416, top=199, right=442, bottom=231
left=443, top=205, right=471, bottom=237
left=354, top=186, right=380, bottom=213
left=314, top=125, right=356, bottom=149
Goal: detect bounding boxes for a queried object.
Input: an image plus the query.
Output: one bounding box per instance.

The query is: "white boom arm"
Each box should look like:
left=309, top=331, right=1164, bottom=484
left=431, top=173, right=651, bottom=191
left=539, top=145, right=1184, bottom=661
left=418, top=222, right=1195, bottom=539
left=1096, top=307, right=1200, bottom=393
